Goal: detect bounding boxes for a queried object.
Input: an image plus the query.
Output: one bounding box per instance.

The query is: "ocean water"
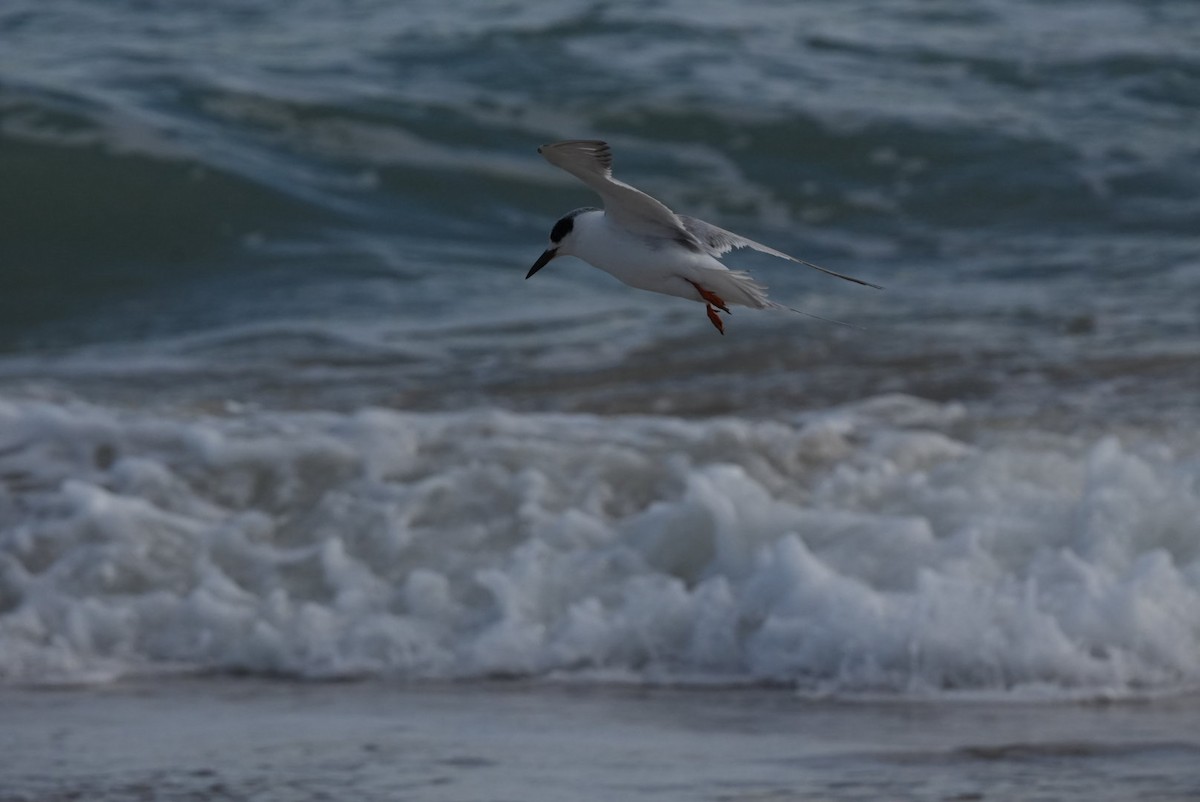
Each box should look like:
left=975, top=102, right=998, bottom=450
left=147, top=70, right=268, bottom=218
left=5, top=680, right=1200, bottom=801
left=2, top=0, right=1200, bottom=796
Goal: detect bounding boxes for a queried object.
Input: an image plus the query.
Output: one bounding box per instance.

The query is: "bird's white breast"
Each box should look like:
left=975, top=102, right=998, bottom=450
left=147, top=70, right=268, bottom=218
left=566, top=211, right=724, bottom=299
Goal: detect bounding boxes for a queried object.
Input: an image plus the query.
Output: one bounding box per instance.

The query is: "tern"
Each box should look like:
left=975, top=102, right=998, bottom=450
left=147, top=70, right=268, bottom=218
left=526, top=140, right=880, bottom=334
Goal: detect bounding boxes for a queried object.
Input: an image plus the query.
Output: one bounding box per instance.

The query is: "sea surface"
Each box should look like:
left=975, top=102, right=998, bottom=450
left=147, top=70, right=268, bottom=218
left=2, top=0, right=1199, bottom=798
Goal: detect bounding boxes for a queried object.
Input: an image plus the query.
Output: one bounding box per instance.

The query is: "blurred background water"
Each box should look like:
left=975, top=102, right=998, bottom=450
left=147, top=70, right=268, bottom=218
left=2, top=0, right=1197, bottom=419
left=4, top=2, right=1200, bottom=799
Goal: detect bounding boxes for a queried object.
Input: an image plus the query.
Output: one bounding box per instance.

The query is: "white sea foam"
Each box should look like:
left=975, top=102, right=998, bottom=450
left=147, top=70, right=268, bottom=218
left=1, top=394, right=1198, bottom=695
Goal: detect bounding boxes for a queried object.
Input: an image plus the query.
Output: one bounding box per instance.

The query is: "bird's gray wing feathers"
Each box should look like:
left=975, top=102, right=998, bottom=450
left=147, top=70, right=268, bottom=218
left=539, top=140, right=702, bottom=245
left=538, top=139, right=614, bottom=181
left=678, top=215, right=882, bottom=289
left=540, top=140, right=882, bottom=289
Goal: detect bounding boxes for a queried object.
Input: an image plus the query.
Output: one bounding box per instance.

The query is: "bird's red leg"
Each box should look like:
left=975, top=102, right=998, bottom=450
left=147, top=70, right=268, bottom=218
left=686, top=279, right=729, bottom=334
left=705, top=304, right=725, bottom=335
left=686, top=280, right=730, bottom=313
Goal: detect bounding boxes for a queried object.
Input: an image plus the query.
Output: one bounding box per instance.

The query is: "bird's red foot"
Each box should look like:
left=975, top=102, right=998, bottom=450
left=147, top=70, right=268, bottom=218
left=686, top=280, right=728, bottom=334
left=687, top=280, right=730, bottom=313
left=706, top=304, right=725, bottom=335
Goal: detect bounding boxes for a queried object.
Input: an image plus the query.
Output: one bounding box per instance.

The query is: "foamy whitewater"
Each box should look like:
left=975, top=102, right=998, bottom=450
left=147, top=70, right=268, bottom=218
left=2, top=0, right=1200, bottom=704
left=2, top=394, right=1197, bottom=694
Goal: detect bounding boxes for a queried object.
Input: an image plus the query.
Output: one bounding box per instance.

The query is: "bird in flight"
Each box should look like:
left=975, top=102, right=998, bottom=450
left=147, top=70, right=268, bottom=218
left=527, top=140, right=880, bottom=334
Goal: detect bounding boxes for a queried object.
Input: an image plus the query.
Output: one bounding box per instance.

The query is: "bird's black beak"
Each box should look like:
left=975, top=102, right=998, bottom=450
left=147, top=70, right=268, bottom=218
left=526, top=248, right=557, bottom=279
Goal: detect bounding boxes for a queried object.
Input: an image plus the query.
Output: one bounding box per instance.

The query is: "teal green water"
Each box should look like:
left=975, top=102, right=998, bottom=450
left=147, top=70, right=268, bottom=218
left=2, top=0, right=1197, bottom=419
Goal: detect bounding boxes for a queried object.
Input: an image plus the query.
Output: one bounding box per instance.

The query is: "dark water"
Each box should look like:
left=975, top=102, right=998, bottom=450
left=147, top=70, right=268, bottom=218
left=5, top=680, right=1200, bottom=802
left=2, top=0, right=1197, bottom=419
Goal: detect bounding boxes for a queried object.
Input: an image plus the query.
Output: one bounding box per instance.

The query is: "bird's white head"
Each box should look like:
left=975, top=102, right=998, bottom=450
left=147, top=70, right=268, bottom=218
left=526, top=207, right=597, bottom=279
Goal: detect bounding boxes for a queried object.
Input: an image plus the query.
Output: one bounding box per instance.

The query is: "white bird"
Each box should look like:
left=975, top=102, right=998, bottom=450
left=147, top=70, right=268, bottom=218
left=527, top=140, right=880, bottom=334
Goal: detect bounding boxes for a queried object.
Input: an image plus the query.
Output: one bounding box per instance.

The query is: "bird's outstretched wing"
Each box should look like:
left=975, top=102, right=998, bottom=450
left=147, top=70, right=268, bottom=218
left=679, top=215, right=882, bottom=289
left=540, top=140, right=882, bottom=289
left=539, top=140, right=700, bottom=244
